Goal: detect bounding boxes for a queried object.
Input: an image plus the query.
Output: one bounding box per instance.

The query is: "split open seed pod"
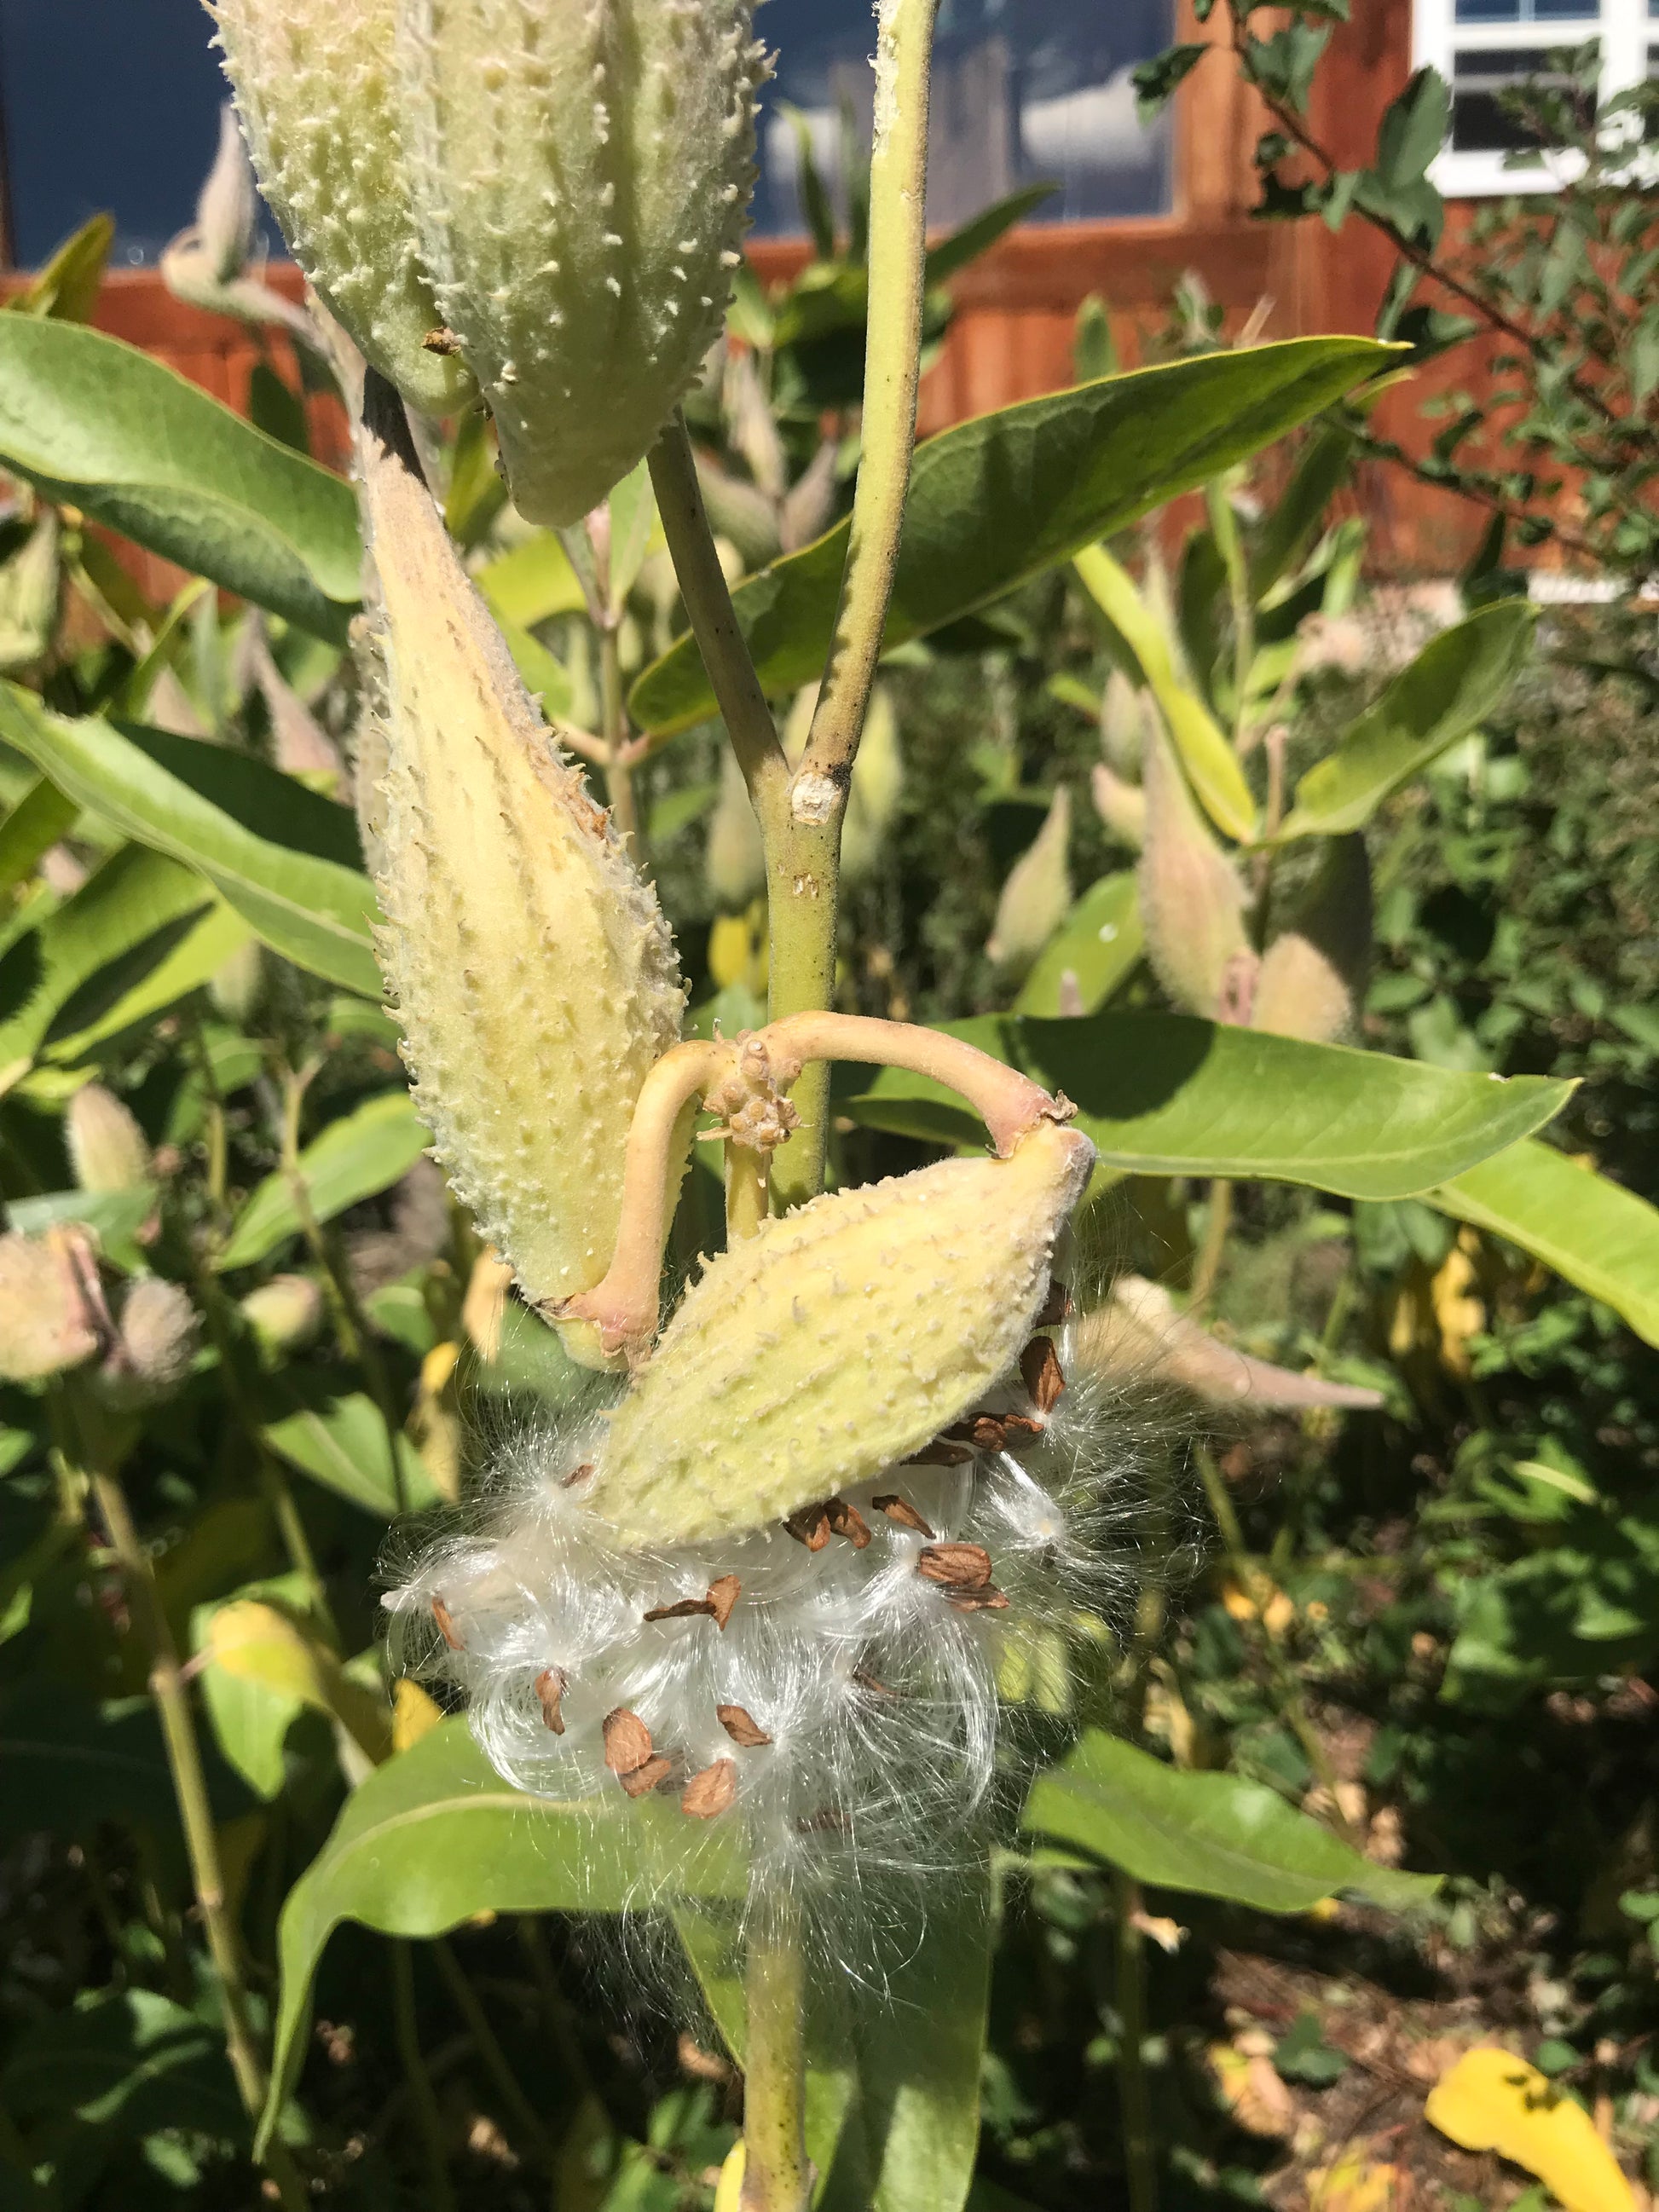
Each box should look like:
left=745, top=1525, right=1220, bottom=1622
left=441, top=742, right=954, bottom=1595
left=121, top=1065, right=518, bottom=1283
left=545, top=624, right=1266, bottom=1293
left=357, top=377, right=685, bottom=1371
left=590, top=1114, right=1095, bottom=1548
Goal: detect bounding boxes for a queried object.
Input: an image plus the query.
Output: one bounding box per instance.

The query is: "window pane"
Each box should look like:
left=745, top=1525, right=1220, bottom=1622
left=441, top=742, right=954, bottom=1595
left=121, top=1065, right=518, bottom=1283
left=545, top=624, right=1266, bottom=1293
left=0, top=0, right=232, bottom=268
left=1451, top=43, right=1594, bottom=150
left=754, top=0, right=1175, bottom=234
left=1456, top=0, right=1599, bottom=17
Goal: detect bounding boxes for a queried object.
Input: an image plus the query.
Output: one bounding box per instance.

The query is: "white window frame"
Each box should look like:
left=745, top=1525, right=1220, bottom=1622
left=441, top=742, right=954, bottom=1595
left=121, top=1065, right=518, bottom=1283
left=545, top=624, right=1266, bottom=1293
left=1413, top=0, right=1654, bottom=196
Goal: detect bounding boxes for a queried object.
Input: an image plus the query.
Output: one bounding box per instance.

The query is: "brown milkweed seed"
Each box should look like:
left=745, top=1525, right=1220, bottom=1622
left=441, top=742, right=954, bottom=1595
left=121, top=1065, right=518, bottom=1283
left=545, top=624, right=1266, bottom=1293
left=431, top=1597, right=464, bottom=1650
left=872, top=1494, right=935, bottom=1538
left=916, top=1543, right=994, bottom=1591
left=946, top=1585, right=1010, bottom=1613
left=852, top=1668, right=899, bottom=1698
left=905, top=1438, right=974, bottom=1468
left=532, top=1666, right=567, bottom=1735
left=784, top=1501, right=833, bottom=1551
left=826, top=1497, right=872, bottom=1550
left=643, top=1597, right=719, bottom=1625
left=706, top=1575, right=741, bottom=1631
left=681, top=1759, right=738, bottom=1819
left=1034, top=1279, right=1072, bottom=1328
left=603, top=1708, right=653, bottom=1776
left=1020, top=1335, right=1066, bottom=1414
left=620, top=1754, right=674, bottom=1799
left=716, top=1703, right=772, bottom=1747
left=562, top=1462, right=595, bottom=1490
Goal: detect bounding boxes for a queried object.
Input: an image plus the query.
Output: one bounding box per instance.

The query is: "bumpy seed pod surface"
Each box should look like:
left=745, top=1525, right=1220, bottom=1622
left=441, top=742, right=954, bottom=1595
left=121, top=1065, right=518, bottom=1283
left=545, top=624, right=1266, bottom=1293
left=1136, top=710, right=1253, bottom=1020
left=592, top=1117, right=1095, bottom=1547
left=207, top=0, right=475, bottom=417
left=358, top=378, right=685, bottom=1370
left=397, top=0, right=768, bottom=525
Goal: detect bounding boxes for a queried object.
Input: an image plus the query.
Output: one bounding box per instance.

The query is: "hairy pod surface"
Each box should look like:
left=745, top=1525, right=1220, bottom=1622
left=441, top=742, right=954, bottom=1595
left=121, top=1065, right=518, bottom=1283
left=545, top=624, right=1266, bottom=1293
left=397, top=0, right=768, bottom=526
left=1253, top=834, right=1373, bottom=1045
left=986, top=785, right=1074, bottom=978
left=66, top=1085, right=151, bottom=1194
left=206, top=0, right=476, bottom=417
left=592, top=1117, right=1095, bottom=1547
left=358, top=382, right=684, bottom=1371
left=1136, top=712, right=1253, bottom=1020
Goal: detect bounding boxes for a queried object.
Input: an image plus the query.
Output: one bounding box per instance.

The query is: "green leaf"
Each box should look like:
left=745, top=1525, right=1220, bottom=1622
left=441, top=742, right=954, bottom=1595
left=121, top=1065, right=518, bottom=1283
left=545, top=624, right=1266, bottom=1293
left=0, top=777, right=77, bottom=898
left=0, top=1685, right=178, bottom=1842
left=631, top=338, right=1394, bottom=736
left=0, top=690, right=380, bottom=994
left=8, top=1186, right=159, bottom=1274
left=1072, top=545, right=1257, bottom=840
left=40, top=901, right=251, bottom=1069
left=0, top=843, right=213, bottom=1090
left=5, top=214, right=114, bottom=324
left=1277, top=601, right=1535, bottom=839
left=262, top=1386, right=440, bottom=1517
left=0, top=318, right=361, bottom=640
left=1430, top=1140, right=1659, bottom=1348
left=217, top=1089, right=429, bottom=1272
left=260, top=1718, right=743, bottom=2150
left=2, top=1988, right=242, bottom=2144
left=923, top=184, right=1057, bottom=286
left=1024, top=1730, right=1438, bottom=1913
left=847, top=1014, right=1571, bottom=1201
left=1013, top=871, right=1143, bottom=1019
left=477, top=529, right=588, bottom=630
left=676, top=1863, right=992, bottom=2212
left=1249, top=420, right=1356, bottom=598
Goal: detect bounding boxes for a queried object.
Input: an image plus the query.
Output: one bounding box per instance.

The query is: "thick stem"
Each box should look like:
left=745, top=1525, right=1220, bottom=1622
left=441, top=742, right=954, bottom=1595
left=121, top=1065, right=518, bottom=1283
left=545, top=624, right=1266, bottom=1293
left=80, top=1430, right=307, bottom=2212
left=739, top=1891, right=811, bottom=2212
left=1205, top=478, right=1254, bottom=748
left=726, top=1140, right=771, bottom=1242
left=1188, top=1180, right=1233, bottom=1314
left=1113, top=1871, right=1158, bottom=2212
left=598, top=621, right=641, bottom=856
left=392, top=1941, right=456, bottom=2212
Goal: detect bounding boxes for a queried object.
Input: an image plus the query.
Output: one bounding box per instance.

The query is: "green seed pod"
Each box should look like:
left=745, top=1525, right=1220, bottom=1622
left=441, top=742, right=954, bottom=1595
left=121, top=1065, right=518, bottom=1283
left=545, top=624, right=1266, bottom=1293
left=1136, top=712, right=1253, bottom=1020
left=358, top=379, right=685, bottom=1372
left=704, top=745, right=766, bottom=912
left=1090, top=761, right=1145, bottom=852
left=239, top=1273, right=326, bottom=1358
left=841, top=684, right=905, bottom=883
left=986, top=786, right=1073, bottom=979
left=396, top=0, right=767, bottom=525
left=97, top=1279, right=201, bottom=1408
left=0, top=1231, right=101, bottom=1383
left=592, top=1116, right=1095, bottom=1549
left=206, top=0, right=475, bottom=417
left=1253, top=834, right=1372, bottom=1045
left=66, top=1085, right=151, bottom=1194
left=0, top=511, right=61, bottom=674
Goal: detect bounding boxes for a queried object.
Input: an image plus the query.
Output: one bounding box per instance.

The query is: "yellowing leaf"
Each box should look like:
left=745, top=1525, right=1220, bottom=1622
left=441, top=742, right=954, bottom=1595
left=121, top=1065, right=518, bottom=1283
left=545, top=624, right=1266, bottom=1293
left=1209, top=2042, right=1296, bottom=2138
left=714, top=2140, right=745, bottom=2212
left=1425, top=2047, right=1636, bottom=2212
left=1309, top=2151, right=1404, bottom=2210
left=207, top=1600, right=390, bottom=1764
left=392, top=1677, right=444, bottom=1753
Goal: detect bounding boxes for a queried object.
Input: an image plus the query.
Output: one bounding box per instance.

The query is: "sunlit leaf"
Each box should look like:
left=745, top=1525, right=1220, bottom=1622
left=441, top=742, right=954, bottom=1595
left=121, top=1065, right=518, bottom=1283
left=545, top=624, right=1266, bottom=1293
left=216, top=1090, right=429, bottom=1273
left=1013, top=870, right=1143, bottom=1019
left=1425, top=2047, right=1635, bottom=2212
left=1024, top=1731, right=1438, bottom=1912
left=261, top=1387, right=439, bottom=1519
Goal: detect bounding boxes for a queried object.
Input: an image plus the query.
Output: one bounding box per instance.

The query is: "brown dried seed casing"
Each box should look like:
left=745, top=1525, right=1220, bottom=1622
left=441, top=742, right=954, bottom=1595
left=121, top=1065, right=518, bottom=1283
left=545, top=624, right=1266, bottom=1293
left=603, top=1707, right=653, bottom=1775
left=946, top=1415, right=1009, bottom=1452
left=533, top=1666, right=567, bottom=1735
left=706, top=1574, right=741, bottom=1630
left=1020, top=1334, right=1066, bottom=1414
left=916, top=1542, right=994, bottom=1591
left=904, top=1439, right=974, bottom=1468
left=680, top=1759, right=738, bottom=1819
left=871, top=1493, right=935, bottom=1538
left=620, top=1753, right=674, bottom=1798
left=431, top=1597, right=464, bottom=1650
left=562, top=1461, right=595, bottom=1489
left=1034, top=1279, right=1072, bottom=1329
left=643, top=1597, right=718, bottom=1624
left=946, top=1585, right=1010, bottom=1613
left=852, top=1667, right=899, bottom=1698
left=826, top=1497, right=872, bottom=1550
left=716, top=1703, right=772, bottom=1747
left=784, top=1501, right=832, bottom=1551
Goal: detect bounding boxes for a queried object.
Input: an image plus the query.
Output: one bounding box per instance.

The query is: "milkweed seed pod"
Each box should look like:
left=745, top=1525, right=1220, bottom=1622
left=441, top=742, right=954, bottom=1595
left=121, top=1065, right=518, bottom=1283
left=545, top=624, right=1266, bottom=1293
left=986, top=786, right=1073, bottom=979
left=1252, top=834, right=1373, bottom=1045
left=1136, top=709, right=1253, bottom=1020
left=240, top=1273, right=326, bottom=1359
left=95, top=1279, right=201, bottom=1409
left=704, top=745, right=766, bottom=912
left=841, top=684, right=905, bottom=883
left=592, top=1115, right=1095, bottom=1548
left=1090, top=761, right=1146, bottom=852
left=397, top=0, right=769, bottom=526
left=357, top=378, right=685, bottom=1372
left=385, top=1121, right=1144, bottom=1903
left=206, top=0, right=475, bottom=417
left=66, top=1085, right=151, bottom=1194
left=0, top=1230, right=102, bottom=1383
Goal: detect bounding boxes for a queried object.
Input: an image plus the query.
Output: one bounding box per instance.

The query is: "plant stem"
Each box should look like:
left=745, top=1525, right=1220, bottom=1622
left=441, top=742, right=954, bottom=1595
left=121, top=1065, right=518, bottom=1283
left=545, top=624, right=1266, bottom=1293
left=1113, top=1871, right=1158, bottom=2212
left=1205, top=477, right=1255, bottom=748
left=1188, top=1180, right=1233, bottom=1314
left=433, top=1937, right=558, bottom=2174
left=73, top=1412, right=307, bottom=2212
left=599, top=621, right=641, bottom=856
left=739, top=1891, right=811, bottom=2212
left=392, top=1940, right=456, bottom=2212
left=726, top=1139, right=770, bottom=1242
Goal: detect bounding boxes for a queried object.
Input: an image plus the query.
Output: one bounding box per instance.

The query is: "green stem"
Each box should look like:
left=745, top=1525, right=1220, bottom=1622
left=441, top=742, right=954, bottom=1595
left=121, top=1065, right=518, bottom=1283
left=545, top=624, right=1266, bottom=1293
left=1188, top=1180, right=1233, bottom=1314
left=1205, top=476, right=1254, bottom=748
left=433, top=1937, right=557, bottom=2174
left=739, top=1891, right=811, bottom=2212
left=392, top=1941, right=456, bottom=2212
left=72, top=1411, right=307, bottom=2212
left=1112, top=1871, right=1158, bottom=2212
left=599, top=621, right=642, bottom=857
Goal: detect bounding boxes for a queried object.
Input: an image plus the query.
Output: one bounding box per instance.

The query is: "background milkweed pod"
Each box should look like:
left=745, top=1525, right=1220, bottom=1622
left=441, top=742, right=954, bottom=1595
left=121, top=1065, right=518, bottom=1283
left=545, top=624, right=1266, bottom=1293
left=0, top=1230, right=103, bottom=1384
left=357, top=375, right=685, bottom=1372
left=1252, top=834, right=1373, bottom=1045
left=396, top=0, right=769, bottom=525
left=703, top=745, right=766, bottom=912
left=95, top=1280, right=202, bottom=1409
left=205, top=0, right=475, bottom=418
left=986, top=785, right=1073, bottom=979
left=66, top=1084, right=151, bottom=1194
left=1136, top=706, right=1254, bottom=1020
left=589, top=1114, right=1095, bottom=1549
left=841, top=684, right=905, bottom=883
